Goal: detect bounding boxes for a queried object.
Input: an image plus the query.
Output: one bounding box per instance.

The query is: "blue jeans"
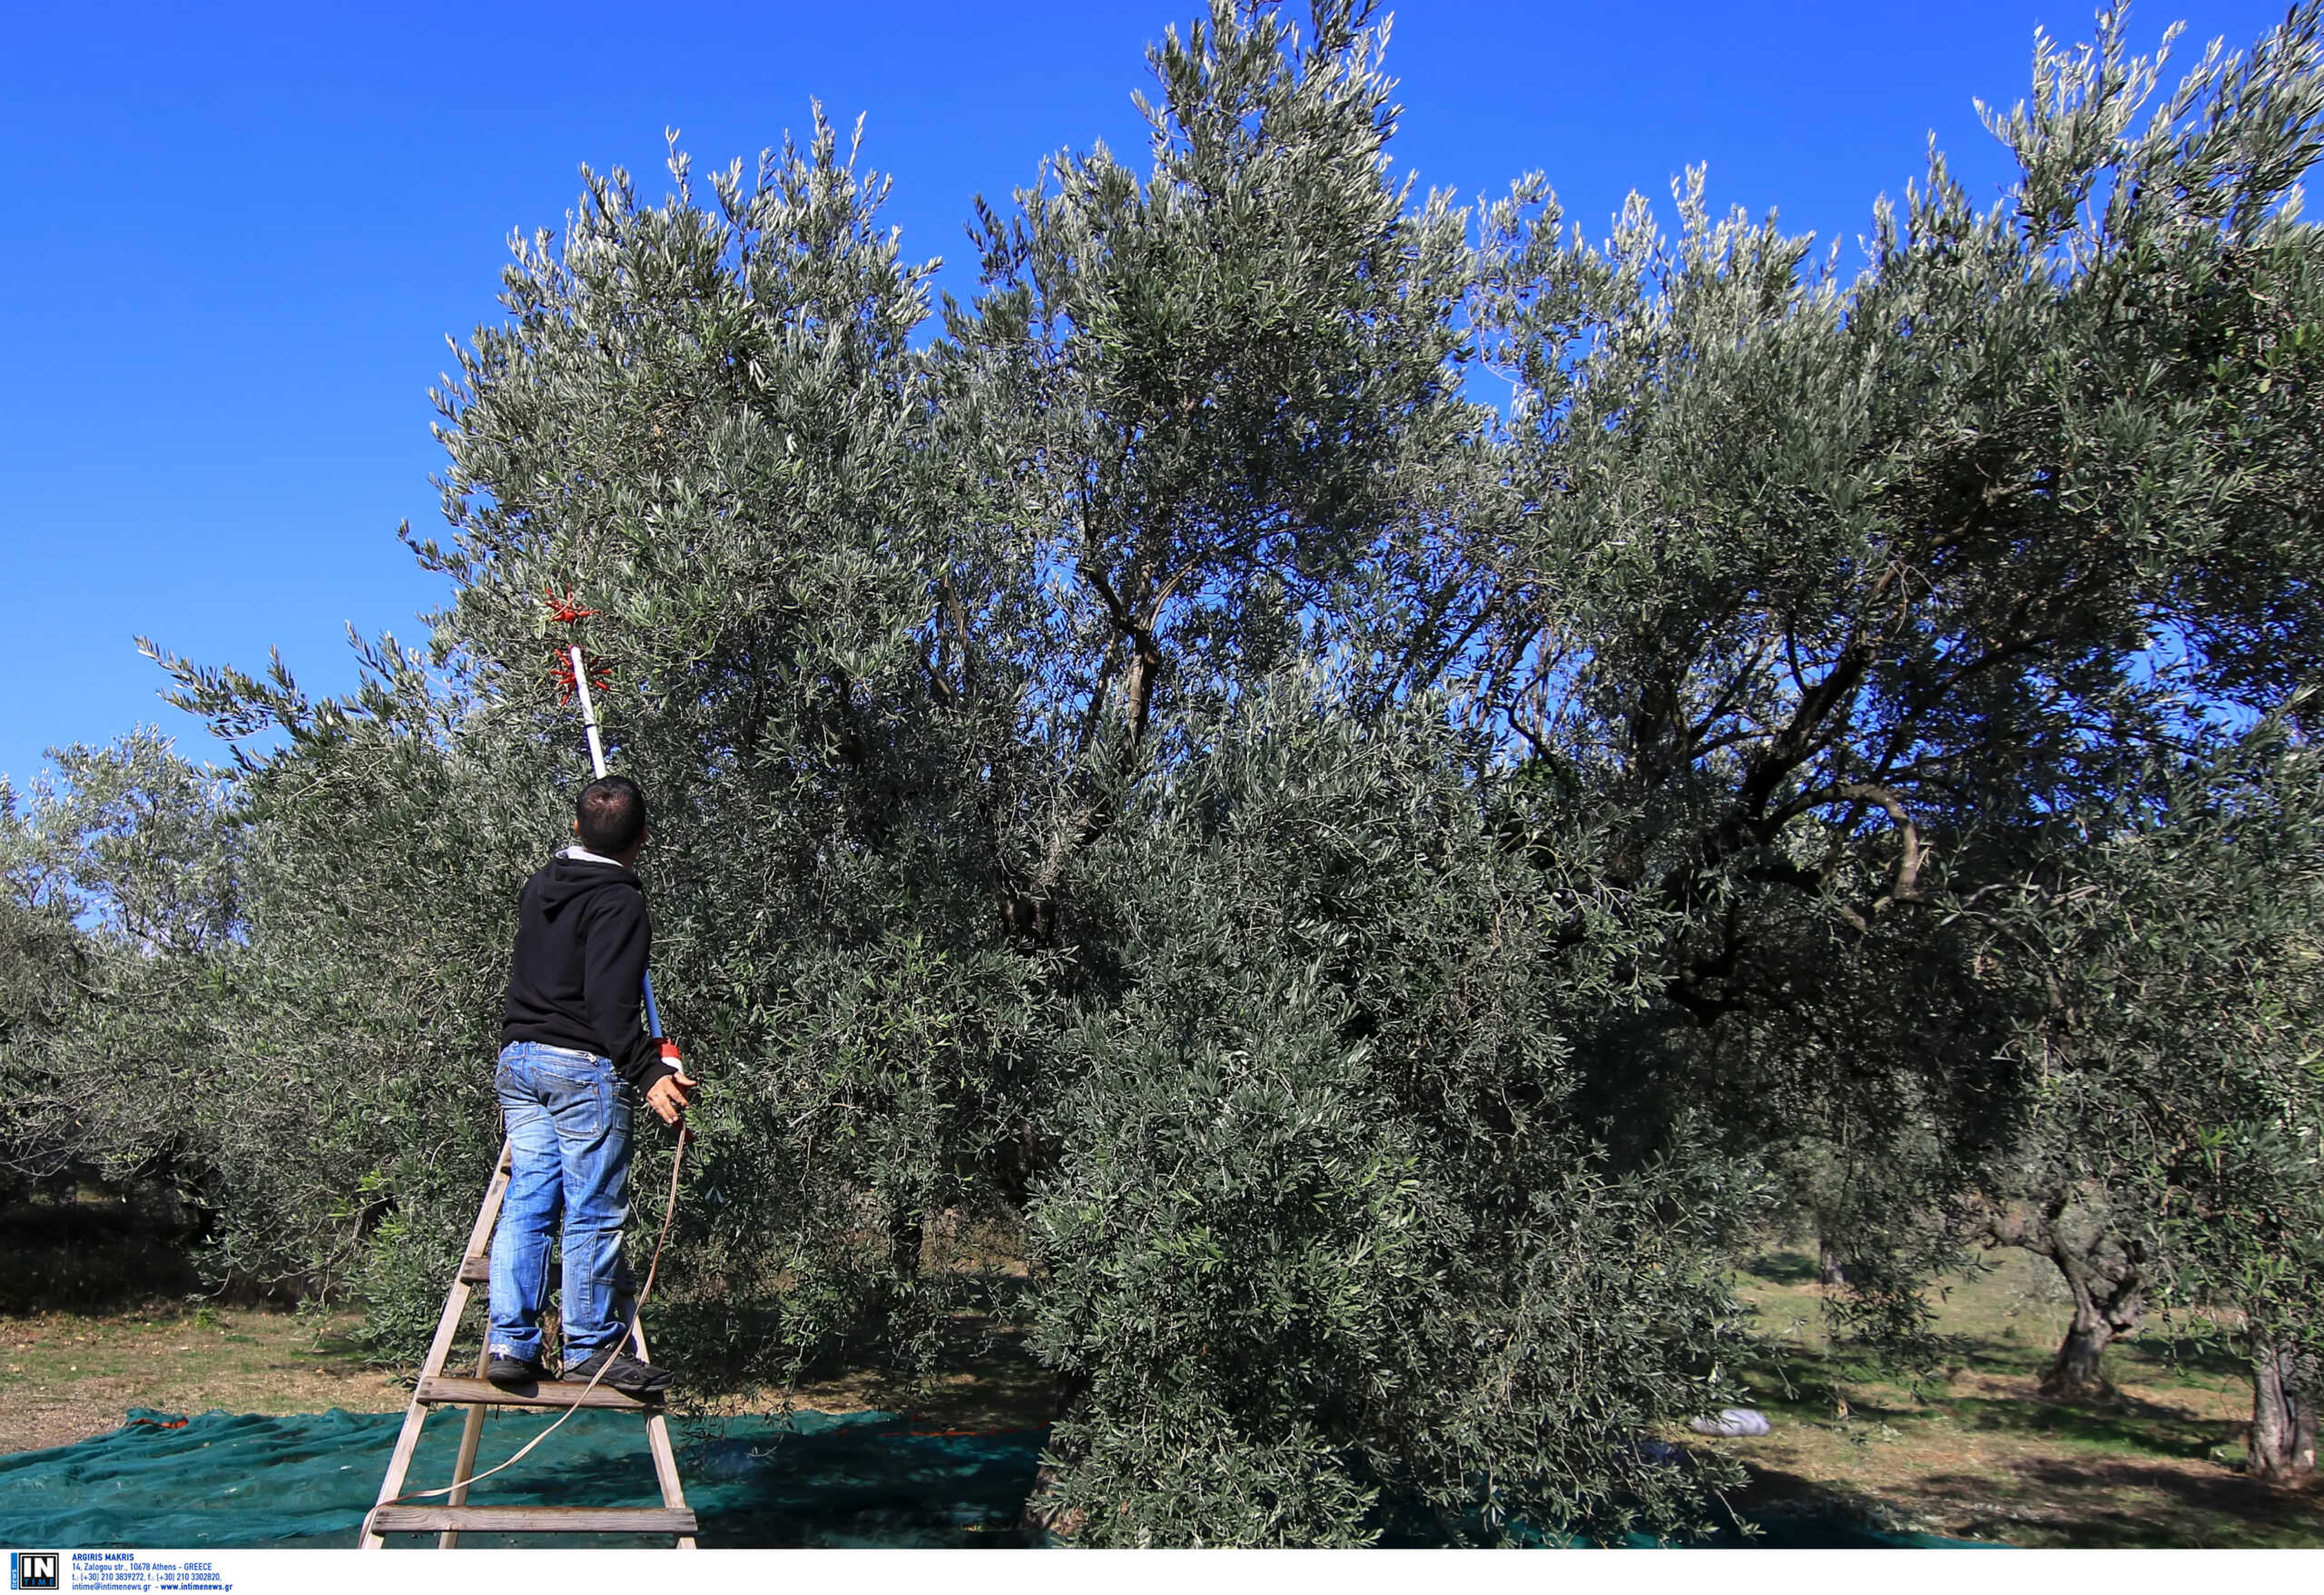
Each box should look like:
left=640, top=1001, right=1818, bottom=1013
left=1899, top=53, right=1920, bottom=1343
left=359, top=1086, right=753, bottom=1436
left=487, top=1040, right=635, bottom=1371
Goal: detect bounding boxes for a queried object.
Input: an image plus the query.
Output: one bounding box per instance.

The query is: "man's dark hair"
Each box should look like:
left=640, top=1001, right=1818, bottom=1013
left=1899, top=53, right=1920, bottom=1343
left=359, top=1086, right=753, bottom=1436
left=577, top=774, right=648, bottom=855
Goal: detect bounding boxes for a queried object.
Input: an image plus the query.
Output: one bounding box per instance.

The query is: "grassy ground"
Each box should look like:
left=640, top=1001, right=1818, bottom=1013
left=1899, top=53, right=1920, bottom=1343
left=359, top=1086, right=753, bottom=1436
left=0, top=1192, right=419, bottom=1452
left=1710, top=1245, right=2324, bottom=1547
left=0, top=1301, right=1048, bottom=1453
left=0, top=1303, right=406, bottom=1452
left=0, top=1186, right=1046, bottom=1453
left=3, top=1230, right=2319, bottom=1545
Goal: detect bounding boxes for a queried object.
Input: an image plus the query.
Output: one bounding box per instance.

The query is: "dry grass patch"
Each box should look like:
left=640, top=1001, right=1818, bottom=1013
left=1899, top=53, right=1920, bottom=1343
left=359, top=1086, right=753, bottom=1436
left=0, top=1304, right=406, bottom=1453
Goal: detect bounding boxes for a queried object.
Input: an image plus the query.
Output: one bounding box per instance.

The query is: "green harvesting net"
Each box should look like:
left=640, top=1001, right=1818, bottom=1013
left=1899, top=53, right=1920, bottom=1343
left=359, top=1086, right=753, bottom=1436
left=0, top=1406, right=1045, bottom=1548
left=0, top=1407, right=1996, bottom=1548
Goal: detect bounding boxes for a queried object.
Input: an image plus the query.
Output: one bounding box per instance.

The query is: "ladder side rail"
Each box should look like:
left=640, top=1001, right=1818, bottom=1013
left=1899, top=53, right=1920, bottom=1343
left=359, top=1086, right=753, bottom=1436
left=437, top=1346, right=494, bottom=1548
left=440, top=1142, right=517, bottom=1546
left=628, top=1318, right=696, bottom=1549
left=362, top=1141, right=514, bottom=1550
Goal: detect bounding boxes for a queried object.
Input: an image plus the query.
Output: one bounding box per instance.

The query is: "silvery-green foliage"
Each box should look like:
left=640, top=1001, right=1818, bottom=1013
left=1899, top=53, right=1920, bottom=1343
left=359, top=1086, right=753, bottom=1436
left=152, top=109, right=1047, bottom=1357
left=0, top=780, right=82, bottom=1127
left=1459, top=2, right=2324, bottom=1310
left=1025, top=674, right=1750, bottom=1543
left=1469, top=0, right=2324, bottom=932
left=1972, top=721, right=2324, bottom=1420
left=933, top=0, right=1477, bottom=930
left=0, top=734, right=240, bottom=1222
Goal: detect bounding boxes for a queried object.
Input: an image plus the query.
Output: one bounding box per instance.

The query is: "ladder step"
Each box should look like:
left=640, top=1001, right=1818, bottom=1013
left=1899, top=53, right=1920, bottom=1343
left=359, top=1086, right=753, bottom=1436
left=417, top=1374, right=662, bottom=1412
left=458, top=1254, right=489, bottom=1284
left=371, top=1505, right=697, bottom=1536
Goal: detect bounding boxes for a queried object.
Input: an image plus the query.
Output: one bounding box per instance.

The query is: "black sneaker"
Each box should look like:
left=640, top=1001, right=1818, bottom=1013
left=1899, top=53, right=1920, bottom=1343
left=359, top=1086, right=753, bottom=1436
left=565, top=1346, right=672, bottom=1398
left=485, top=1354, right=544, bottom=1389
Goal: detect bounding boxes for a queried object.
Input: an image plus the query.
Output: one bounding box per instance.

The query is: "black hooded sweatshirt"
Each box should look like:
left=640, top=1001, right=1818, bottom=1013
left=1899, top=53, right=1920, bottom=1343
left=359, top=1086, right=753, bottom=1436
left=502, top=852, right=675, bottom=1091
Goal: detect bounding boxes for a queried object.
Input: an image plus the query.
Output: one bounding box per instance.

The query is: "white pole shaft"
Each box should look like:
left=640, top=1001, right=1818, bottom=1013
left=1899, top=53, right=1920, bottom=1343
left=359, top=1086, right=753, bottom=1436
left=567, top=640, right=665, bottom=1040
left=570, top=644, right=609, bottom=780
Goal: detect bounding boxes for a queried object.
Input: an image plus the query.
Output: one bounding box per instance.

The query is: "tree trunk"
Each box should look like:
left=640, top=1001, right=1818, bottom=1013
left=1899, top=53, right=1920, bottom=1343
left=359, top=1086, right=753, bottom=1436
left=2036, top=1263, right=2144, bottom=1400
left=2018, top=1201, right=2145, bottom=1402
left=2042, top=1293, right=2118, bottom=1400
left=859, top=1199, right=926, bottom=1338
left=2250, top=1332, right=2318, bottom=1484
left=886, top=1201, right=925, bottom=1283
left=1817, top=1235, right=1849, bottom=1288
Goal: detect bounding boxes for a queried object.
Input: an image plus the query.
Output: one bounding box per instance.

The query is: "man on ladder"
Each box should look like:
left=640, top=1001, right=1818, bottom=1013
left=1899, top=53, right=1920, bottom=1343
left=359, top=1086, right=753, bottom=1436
left=488, top=773, right=698, bottom=1398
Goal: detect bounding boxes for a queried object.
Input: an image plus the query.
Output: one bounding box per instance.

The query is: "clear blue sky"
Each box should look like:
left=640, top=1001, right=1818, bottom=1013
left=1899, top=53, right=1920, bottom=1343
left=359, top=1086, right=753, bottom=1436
left=0, top=0, right=2290, bottom=786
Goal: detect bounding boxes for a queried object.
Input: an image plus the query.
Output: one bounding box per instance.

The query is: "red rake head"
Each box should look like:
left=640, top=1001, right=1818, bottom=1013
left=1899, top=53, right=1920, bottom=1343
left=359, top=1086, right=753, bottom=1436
left=551, top=648, right=613, bottom=706
left=543, top=585, right=597, bottom=626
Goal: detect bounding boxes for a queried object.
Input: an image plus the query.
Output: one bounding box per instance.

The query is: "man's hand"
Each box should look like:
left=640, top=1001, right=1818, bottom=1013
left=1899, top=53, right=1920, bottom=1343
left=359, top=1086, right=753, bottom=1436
left=645, top=1068, right=699, bottom=1127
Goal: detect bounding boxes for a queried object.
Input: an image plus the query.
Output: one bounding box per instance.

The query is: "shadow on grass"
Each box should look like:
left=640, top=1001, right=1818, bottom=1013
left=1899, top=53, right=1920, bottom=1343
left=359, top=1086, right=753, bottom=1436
left=0, top=1198, right=202, bottom=1314
left=1730, top=1335, right=2035, bottom=1415
left=1741, top=1250, right=1821, bottom=1286
left=1915, top=1454, right=2324, bottom=1549
left=2112, top=1332, right=2255, bottom=1384
left=1946, top=1393, right=2231, bottom=1460
left=1738, top=1330, right=2241, bottom=1460
left=1724, top=1461, right=1994, bottom=1544
left=1734, top=1448, right=2322, bottom=1549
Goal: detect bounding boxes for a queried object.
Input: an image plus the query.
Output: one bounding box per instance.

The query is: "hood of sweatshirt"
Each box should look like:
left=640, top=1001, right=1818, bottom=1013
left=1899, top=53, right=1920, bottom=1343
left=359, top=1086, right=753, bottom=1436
left=536, top=852, right=642, bottom=920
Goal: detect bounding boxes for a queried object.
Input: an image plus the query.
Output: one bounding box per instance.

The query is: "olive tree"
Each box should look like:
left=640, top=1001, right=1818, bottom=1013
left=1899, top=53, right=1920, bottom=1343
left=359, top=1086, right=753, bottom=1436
left=0, top=734, right=240, bottom=1224
left=1977, top=724, right=2324, bottom=1477
left=1023, top=674, right=1748, bottom=1543
left=1459, top=3, right=2324, bottom=1334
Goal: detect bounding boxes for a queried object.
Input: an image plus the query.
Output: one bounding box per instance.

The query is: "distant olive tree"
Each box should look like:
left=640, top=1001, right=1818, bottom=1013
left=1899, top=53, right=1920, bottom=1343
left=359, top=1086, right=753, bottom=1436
left=1974, top=724, right=2324, bottom=1478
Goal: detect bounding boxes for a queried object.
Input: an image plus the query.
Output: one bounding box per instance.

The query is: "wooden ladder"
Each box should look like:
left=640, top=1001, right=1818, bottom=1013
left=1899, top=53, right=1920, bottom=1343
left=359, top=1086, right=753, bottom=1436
left=361, top=1140, right=697, bottom=1548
